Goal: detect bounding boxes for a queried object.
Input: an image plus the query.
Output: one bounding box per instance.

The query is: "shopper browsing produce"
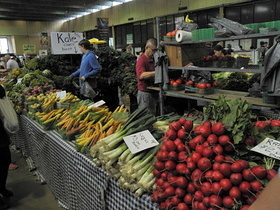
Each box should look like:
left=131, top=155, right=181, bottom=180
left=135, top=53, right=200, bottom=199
left=70, top=39, right=101, bottom=100
left=4, top=55, right=19, bottom=72
left=136, top=38, right=157, bottom=115
left=213, top=44, right=226, bottom=58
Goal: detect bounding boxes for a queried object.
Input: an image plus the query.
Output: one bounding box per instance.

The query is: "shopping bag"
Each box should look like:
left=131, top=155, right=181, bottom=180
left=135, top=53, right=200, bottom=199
left=0, top=97, right=19, bottom=134
left=80, top=81, right=97, bottom=99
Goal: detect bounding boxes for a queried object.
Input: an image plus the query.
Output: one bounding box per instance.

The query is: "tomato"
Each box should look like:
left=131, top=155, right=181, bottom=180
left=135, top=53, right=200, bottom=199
left=172, top=82, right=179, bottom=86
left=170, top=80, right=175, bottom=85
left=171, top=31, right=176, bottom=36
left=176, top=79, right=183, bottom=84
left=186, top=80, right=194, bottom=86
left=206, top=83, right=211, bottom=88
left=198, top=83, right=207, bottom=89
left=166, top=32, right=172, bottom=36
left=213, top=81, right=219, bottom=87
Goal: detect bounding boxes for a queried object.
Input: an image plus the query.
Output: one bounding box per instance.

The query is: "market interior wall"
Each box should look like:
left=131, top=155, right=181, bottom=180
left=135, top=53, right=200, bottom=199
left=61, top=0, right=247, bottom=32
left=0, top=20, right=62, bottom=55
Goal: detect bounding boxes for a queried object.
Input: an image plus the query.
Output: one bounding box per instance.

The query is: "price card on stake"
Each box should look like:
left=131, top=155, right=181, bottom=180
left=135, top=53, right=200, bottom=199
left=88, top=100, right=106, bottom=109
left=17, top=78, right=23, bottom=84
left=123, top=130, right=159, bottom=154
left=56, top=91, right=67, bottom=99
left=251, top=138, right=280, bottom=160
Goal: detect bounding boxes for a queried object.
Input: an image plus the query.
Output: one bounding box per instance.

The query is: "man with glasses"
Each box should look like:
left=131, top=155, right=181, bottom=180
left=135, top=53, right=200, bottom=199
left=136, top=38, right=158, bottom=115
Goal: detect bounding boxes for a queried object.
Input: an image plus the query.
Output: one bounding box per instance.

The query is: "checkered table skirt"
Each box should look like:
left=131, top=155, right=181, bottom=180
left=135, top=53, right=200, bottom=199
left=10, top=115, right=158, bottom=210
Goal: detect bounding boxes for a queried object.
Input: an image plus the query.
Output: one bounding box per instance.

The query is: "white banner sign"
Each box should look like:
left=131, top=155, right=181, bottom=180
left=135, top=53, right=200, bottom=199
left=251, top=138, right=280, bottom=160
left=123, top=130, right=159, bottom=154
left=51, top=32, right=83, bottom=55
left=88, top=100, right=106, bottom=109
left=56, top=91, right=67, bottom=99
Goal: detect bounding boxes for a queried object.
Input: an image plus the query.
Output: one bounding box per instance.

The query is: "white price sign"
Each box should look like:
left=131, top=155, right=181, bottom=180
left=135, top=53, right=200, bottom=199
left=123, top=130, right=159, bottom=154
left=56, top=91, right=67, bottom=99
left=88, top=100, right=106, bottom=109
left=251, top=138, right=280, bottom=160
left=51, top=32, right=83, bottom=55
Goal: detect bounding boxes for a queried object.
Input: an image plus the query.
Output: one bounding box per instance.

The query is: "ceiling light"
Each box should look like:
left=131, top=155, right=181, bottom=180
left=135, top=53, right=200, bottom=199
left=101, top=5, right=110, bottom=10
left=112, top=1, right=122, bottom=6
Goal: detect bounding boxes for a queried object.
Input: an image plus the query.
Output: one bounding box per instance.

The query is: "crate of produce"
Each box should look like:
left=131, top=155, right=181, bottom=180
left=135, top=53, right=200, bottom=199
left=236, top=57, right=250, bottom=68
left=196, top=87, right=215, bottom=95
left=185, top=86, right=197, bottom=93
left=259, top=27, right=276, bottom=33
left=163, top=36, right=175, bottom=42
left=169, top=84, right=185, bottom=91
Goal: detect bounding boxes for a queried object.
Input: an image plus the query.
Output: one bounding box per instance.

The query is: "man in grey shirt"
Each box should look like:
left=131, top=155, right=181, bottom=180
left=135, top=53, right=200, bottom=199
left=5, top=55, right=19, bottom=71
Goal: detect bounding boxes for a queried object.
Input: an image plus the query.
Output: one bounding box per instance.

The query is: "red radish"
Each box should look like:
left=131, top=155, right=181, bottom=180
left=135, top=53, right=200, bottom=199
left=242, top=169, right=255, bottom=181
left=205, top=170, right=213, bottom=181
left=194, top=125, right=203, bottom=135
left=176, top=163, right=188, bottom=174
left=187, top=183, right=196, bottom=193
left=156, top=178, right=164, bottom=186
left=169, top=121, right=181, bottom=131
left=165, top=128, right=177, bottom=140
left=198, top=125, right=212, bottom=137
left=213, top=144, right=223, bottom=154
left=229, top=186, right=241, bottom=199
left=178, top=118, right=187, bottom=125
left=175, top=187, right=186, bottom=198
left=162, top=182, right=171, bottom=189
left=194, top=190, right=204, bottom=201
left=231, top=162, right=243, bottom=173
left=178, top=151, right=188, bottom=162
left=209, top=195, right=222, bottom=207
left=203, top=121, right=212, bottom=128
left=212, top=171, right=224, bottom=181
left=174, top=138, right=184, bottom=146
left=223, top=196, right=235, bottom=208
left=202, top=197, right=210, bottom=207
left=230, top=173, right=243, bottom=185
left=250, top=180, right=263, bottom=192
left=188, top=139, right=196, bottom=150
left=225, top=156, right=235, bottom=163
left=202, top=147, right=213, bottom=158
left=201, top=182, right=212, bottom=196
left=251, top=166, right=267, bottom=179
left=168, top=176, right=178, bottom=187
left=183, top=120, right=193, bottom=132
left=218, top=135, right=232, bottom=146
left=212, top=162, right=221, bottom=171
left=164, top=140, right=176, bottom=151
left=192, top=135, right=205, bottom=144
left=239, top=181, right=251, bottom=193
left=271, top=120, right=280, bottom=127
left=220, top=178, right=232, bottom=191
left=255, top=121, right=266, bottom=130
left=202, top=141, right=210, bottom=148
left=197, top=202, right=207, bottom=210
left=153, top=169, right=161, bottom=178
left=170, top=196, right=180, bottom=205
left=187, top=161, right=196, bottom=171
left=244, top=138, right=256, bottom=147
left=236, top=160, right=249, bottom=169
left=240, top=205, right=250, bottom=210
left=211, top=182, right=222, bottom=195
left=224, top=144, right=235, bottom=152
left=191, top=169, right=203, bottom=182
left=168, top=151, right=178, bottom=160
left=177, top=202, right=189, bottom=210
left=191, top=152, right=201, bottom=163
left=211, top=122, right=225, bottom=135
left=214, top=155, right=225, bottom=163
left=176, top=177, right=188, bottom=188
left=207, top=134, right=218, bottom=145
left=267, top=169, right=277, bottom=180
left=176, top=143, right=186, bottom=152
left=160, top=144, right=167, bottom=151
left=161, top=171, right=168, bottom=181
left=197, top=157, right=212, bottom=171
left=195, top=145, right=204, bottom=154
left=246, top=196, right=256, bottom=205
left=154, top=161, right=165, bottom=170
left=219, top=163, right=232, bottom=177
left=165, top=160, right=176, bottom=170
left=186, top=157, right=193, bottom=162
left=183, top=194, right=193, bottom=204
left=177, top=128, right=187, bottom=139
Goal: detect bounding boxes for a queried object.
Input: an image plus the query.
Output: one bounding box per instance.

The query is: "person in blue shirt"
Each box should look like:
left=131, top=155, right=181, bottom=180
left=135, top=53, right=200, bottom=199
left=70, top=39, right=101, bottom=99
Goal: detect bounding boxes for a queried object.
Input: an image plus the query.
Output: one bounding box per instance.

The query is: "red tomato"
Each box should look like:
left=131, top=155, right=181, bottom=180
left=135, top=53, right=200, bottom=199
left=172, top=82, right=179, bottom=86
left=206, top=83, right=211, bottom=88
left=176, top=79, right=183, bottom=84
left=199, top=83, right=207, bottom=89
left=186, top=80, right=194, bottom=86
left=213, top=81, right=219, bottom=87
left=170, top=80, right=175, bottom=85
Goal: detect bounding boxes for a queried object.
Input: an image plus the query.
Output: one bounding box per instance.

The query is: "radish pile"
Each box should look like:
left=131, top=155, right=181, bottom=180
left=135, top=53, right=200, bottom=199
left=152, top=119, right=278, bottom=210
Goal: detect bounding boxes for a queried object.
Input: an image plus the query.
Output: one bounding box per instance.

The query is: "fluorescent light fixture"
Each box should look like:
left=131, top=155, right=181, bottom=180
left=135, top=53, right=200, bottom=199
left=112, top=1, right=122, bottom=6
left=90, top=8, right=100, bottom=13
left=124, top=0, right=133, bottom=2
left=101, top=5, right=110, bottom=9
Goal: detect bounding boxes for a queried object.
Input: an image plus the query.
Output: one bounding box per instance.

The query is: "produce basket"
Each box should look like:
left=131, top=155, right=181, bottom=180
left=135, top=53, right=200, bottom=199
left=196, top=87, right=215, bottom=95
left=185, top=86, right=197, bottom=93
left=169, top=84, right=185, bottom=91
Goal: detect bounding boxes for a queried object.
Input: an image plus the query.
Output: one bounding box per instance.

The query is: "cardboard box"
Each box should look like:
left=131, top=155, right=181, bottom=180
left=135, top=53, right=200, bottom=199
left=165, top=44, right=209, bottom=67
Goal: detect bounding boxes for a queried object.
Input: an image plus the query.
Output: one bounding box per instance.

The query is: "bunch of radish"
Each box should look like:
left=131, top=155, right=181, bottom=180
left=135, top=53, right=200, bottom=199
left=254, top=119, right=280, bottom=131
left=152, top=118, right=278, bottom=210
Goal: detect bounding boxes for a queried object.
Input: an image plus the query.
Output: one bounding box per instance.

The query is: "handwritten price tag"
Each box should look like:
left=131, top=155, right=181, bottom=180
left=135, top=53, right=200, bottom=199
left=123, top=130, right=159, bottom=154
left=88, top=100, right=106, bottom=109
left=251, top=138, right=280, bottom=160
left=56, top=91, right=67, bottom=99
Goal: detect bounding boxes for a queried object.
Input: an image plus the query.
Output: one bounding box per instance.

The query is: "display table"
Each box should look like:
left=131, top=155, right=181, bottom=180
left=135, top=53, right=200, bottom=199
left=10, top=115, right=158, bottom=210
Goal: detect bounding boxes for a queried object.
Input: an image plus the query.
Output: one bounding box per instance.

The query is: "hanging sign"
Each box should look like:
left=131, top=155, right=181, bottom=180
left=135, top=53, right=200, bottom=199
left=123, top=130, right=159, bottom=154
left=251, top=138, right=280, bottom=160
left=51, top=32, right=83, bottom=55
